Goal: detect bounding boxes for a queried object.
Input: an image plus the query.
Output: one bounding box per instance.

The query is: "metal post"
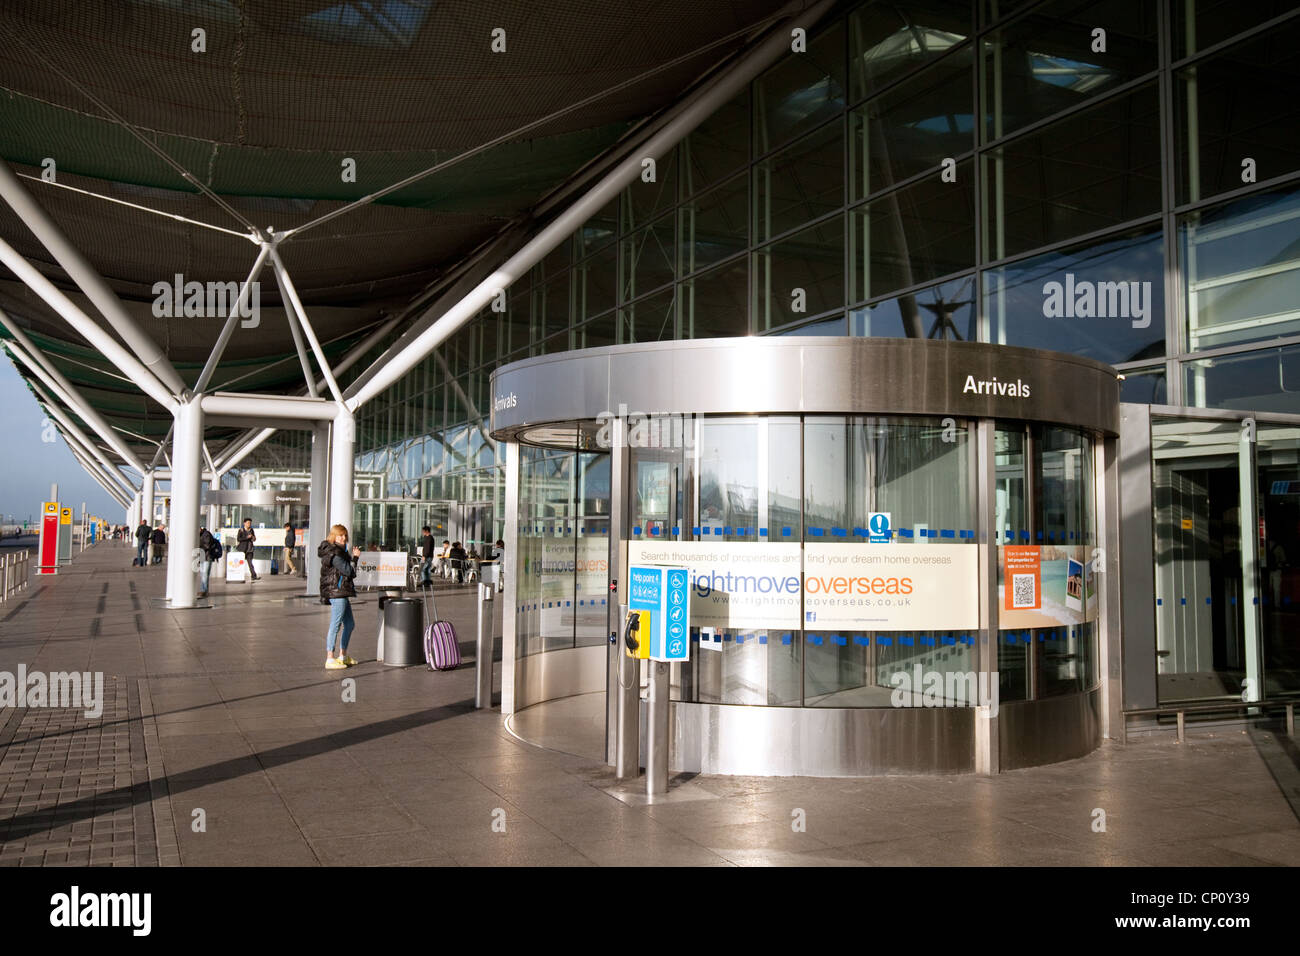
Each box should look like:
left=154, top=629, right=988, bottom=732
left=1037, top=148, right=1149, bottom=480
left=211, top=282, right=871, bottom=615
left=646, top=660, right=670, bottom=797
left=307, top=422, right=329, bottom=594
left=476, top=580, right=495, bottom=708
left=166, top=395, right=204, bottom=608
left=975, top=419, right=1000, bottom=775
left=329, top=406, right=355, bottom=531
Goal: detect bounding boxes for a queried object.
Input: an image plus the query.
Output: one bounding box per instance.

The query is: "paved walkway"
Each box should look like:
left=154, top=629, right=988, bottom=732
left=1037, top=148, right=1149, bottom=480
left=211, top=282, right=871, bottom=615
left=0, top=541, right=1297, bottom=866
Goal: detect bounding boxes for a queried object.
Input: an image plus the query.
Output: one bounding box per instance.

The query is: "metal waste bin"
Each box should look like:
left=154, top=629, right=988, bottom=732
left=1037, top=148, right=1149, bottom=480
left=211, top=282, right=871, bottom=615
left=381, top=597, right=424, bottom=666
left=376, top=587, right=405, bottom=661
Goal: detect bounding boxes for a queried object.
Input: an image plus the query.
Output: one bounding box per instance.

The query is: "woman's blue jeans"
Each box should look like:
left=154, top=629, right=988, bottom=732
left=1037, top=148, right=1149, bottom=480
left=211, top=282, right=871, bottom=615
left=327, top=598, right=354, bottom=654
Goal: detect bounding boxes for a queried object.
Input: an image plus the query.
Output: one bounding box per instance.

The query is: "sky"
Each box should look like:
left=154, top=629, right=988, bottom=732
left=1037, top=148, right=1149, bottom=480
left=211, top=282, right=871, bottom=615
left=0, top=352, right=127, bottom=526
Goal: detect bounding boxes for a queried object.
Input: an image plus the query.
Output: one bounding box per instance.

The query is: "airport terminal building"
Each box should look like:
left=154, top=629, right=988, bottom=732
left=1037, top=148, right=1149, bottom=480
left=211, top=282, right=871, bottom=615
left=1, top=0, right=1297, bottom=776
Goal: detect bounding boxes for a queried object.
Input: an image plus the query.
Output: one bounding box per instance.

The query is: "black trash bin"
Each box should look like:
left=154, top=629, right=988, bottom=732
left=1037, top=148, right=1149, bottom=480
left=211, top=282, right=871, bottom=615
left=382, top=597, right=424, bottom=666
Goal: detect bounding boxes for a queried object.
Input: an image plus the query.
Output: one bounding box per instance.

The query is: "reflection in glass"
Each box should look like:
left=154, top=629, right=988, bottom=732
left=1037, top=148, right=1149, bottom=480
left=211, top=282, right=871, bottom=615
left=755, top=21, right=845, bottom=155
left=851, top=276, right=975, bottom=339
left=983, top=84, right=1161, bottom=260
left=1174, top=19, right=1300, bottom=204
left=1119, top=368, right=1167, bottom=405
left=1257, top=423, right=1300, bottom=694
left=680, top=172, right=748, bottom=277
left=753, top=214, right=844, bottom=330
left=1184, top=346, right=1300, bottom=414
left=1179, top=183, right=1300, bottom=352
left=849, top=44, right=974, bottom=203
left=849, top=161, right=974, bottom=303
left=755, top=120, right=843, bottom=244
left=849, top=0, right=971, bottom=101
left=982, top=0, right=1157, bottom=144
left=680, top=259, right=748, bottom=339
left=984, top=226, right=1165, bottom=365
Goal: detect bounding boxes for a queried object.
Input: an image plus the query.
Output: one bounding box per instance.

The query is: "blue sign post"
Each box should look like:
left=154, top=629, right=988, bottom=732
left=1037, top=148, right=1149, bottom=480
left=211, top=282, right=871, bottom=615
left=628, top=564, right=690, bottom=663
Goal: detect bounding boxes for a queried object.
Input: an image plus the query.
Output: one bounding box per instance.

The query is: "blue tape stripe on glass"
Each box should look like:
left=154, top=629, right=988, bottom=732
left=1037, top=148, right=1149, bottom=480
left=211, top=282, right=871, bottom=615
left=901, top=636, right=914, bottom=645
left=691, top=634, right=700, bottom=642
left=1156, top=598, right=1163, bottom=605
left=579, top=528, right=584, bottom=535
left=715, top=527, right=724, bottom=535
left=1070, top=531, right=1075, bottom=539
left=942, top=635, right=955, bottom=645
left=566, top=601, right=571, bottom=607
left=724, top=527, right=733, bottom=534
left=1231, top=597, right=1237, bottom=605
left=878, top=637, right=892, bottom=646
left=759, top=635, right=768, bottom=644
left=832, top=527, right=847, bottom=537
left=810, top=635, right=825, bottom=645
left=578, top=600, right=584, bottom=606
left=940, top=529, right=954, bottom=538
left=1205, top=596, right=1211, bottom=605
left=853, top=527, right=866, bottom=537
left=810, top=527, right=824, bottom=536
left=782, top=527, right=792, bottom=536
left=1254, top=596, right=1260, bottom=604
left=854, top=636, right=869, bottom=646
left=782, top=634, right=793, bottom=645
left=671, top=527, right=679, bottom=535
left=1037, top=530, right=1044, bottom=540
left=723, top=634, right=732, bottom=642
left=760, top=528, right=769, bottom=536
left=692, top=526, right=700, bottom=535
left=1006, top=633, right=1016, bottom=644
left=1005, top=530, right=1014, bottom=541
left=1180, top=597, right=1186, bottom=605
left=735, top=634, right=745, bottom=644
left=633, top=526, right=642, bottom=535
left=1038, top=633, right=1046, bottom=641
left=713, top=634, right=722, bottom=643
left=899, top=528, right=913, bottom=537
left=601, top=599, right=607, bottom=605
left=921, top=636, right=934, bottom=645
left=1020, top=530, right=1030, bottom=540
left=833, top=635, right=847, bottom=645
left=650, top=527, right=659, bottom=535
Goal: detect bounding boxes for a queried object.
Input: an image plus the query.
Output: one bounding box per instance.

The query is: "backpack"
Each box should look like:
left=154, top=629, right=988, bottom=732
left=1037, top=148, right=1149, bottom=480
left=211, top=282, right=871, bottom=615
left=207, top=539, right=223, bottom=561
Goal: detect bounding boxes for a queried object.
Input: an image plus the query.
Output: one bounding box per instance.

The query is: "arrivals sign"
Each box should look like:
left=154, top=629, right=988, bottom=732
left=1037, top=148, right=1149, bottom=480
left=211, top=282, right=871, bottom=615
left=627, top=541, right=980, bottom=631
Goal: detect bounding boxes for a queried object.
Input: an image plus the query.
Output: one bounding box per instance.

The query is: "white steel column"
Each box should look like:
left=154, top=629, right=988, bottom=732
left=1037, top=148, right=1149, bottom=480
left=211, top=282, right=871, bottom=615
left=165, top=396, right=204, bottom=608
left=0, top=161, right=186, bottom=396
left=207, top=475, right=220, bottom=534
left=329, top=406, right=355, bottom=531
left=142, top=471, right=155, bottom=529
left=307, top=421, right=330, bottom=594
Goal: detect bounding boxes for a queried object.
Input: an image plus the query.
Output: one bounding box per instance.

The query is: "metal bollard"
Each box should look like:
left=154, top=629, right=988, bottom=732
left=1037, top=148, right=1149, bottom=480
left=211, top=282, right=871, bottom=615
left=646, top=660, right=670, bottom=797
left=475, top=580, right=494, bottom=708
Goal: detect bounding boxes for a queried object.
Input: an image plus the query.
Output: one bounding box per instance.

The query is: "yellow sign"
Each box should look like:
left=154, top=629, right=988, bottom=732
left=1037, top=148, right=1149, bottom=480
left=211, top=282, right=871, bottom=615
left=1181, top=518, right=1193, bottom=530
left=43, top=502, right=58, bottom=516
left=60, top=508, right=72, bottom=524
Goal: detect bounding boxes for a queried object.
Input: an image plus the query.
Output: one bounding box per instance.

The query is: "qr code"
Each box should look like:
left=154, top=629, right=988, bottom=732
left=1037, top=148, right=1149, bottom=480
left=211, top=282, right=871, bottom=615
left=1011, top=574, right=1036, bottom=608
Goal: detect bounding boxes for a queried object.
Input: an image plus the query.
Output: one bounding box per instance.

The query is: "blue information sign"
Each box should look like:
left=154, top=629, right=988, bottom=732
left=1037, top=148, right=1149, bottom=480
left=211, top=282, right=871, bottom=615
left=628, top=564, right=690, bottom=662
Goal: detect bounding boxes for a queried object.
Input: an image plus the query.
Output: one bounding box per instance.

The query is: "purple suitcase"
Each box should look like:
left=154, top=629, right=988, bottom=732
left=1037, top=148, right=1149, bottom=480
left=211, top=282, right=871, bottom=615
left=420, top=586, right=460, bottom=670
left=425, top=620, right=461, bottom=671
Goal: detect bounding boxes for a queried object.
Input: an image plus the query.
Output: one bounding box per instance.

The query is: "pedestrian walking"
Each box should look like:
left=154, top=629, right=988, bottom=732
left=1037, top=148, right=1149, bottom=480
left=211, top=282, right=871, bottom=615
left=282, top=522, right=300, bottom=576
left=150, top=525, right=166, bottom=564
left=419, top=525, right=435, bottom=587
left=236, top=517, right=259, bottom=582
left=134, top=521, right=149, bottom=565
left=197, top=525, right=221, bottom=599
left=318, top=524, right=360, bottom=669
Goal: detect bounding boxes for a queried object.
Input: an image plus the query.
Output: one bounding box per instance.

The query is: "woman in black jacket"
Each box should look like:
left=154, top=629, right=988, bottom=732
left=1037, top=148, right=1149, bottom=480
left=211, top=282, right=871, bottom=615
left=318, top=524, right=361, bottom=669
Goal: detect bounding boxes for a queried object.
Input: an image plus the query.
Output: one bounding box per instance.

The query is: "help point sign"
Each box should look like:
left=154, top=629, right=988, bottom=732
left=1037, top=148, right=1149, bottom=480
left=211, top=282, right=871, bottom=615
left=628, top=564, right=691, bottom=662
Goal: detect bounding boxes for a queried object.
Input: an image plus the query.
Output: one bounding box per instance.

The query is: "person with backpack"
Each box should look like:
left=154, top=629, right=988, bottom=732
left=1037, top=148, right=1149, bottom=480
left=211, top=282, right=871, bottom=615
left=197, top=525, right=221, bottom=599
left=318, top=524, right=361, bottom=669
left=135, top=521, right=150, bottom=566
left=150, top=525, right=166, bottom=564
left=236, top=517, right=259, bottom=582
left=448, top=540, right=468, bottom=584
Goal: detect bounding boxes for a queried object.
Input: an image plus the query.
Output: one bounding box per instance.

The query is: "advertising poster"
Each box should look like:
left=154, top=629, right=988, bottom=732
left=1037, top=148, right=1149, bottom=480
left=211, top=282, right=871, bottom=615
left=354, top=552, right=408, bottom=588
left=999, top=545, right=1096, bottom=629
left=628, top=541, right=802, bottom=629
left=803, top=544, right=979, bottom=631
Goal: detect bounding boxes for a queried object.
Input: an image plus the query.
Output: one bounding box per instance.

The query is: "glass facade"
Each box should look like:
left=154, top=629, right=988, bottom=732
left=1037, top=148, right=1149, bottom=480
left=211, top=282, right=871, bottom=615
left=331, top=1, right=1298, bottom=715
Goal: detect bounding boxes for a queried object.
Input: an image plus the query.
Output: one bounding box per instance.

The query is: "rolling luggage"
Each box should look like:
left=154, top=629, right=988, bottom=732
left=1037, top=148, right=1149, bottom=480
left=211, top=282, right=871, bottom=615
left=419, top=585, right=460, bottom=671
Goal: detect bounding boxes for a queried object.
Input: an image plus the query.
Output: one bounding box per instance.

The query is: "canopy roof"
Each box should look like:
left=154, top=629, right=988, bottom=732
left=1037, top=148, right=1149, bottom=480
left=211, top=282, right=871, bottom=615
left=0, top=0, right=790, bottom=465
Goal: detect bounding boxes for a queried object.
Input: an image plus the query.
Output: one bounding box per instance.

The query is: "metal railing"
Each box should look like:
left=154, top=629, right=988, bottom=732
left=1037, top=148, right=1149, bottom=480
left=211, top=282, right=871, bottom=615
left=0, top=549, right=31, bottom=602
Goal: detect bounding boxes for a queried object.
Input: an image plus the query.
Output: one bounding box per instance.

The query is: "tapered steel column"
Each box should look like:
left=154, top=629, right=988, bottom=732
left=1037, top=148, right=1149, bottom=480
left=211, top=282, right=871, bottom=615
left=307, top=421, right=330, bottom=594
left=165, top=396, right=204, bottom=608
left=329, top=406, right=355, bottom=531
